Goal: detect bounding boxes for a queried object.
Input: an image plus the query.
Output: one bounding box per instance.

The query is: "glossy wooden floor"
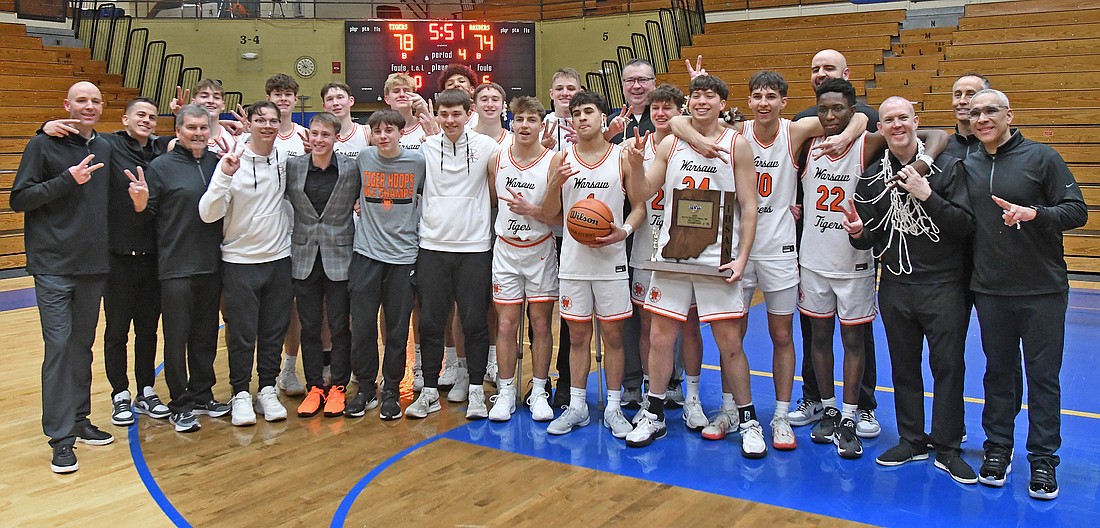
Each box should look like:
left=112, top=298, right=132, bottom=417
left=2, top=275, right=867, bottom=528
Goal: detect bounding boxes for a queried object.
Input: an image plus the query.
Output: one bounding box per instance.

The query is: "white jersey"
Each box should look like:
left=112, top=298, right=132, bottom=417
left=273, top=123, right=308, bottom=159
left=743, top=119, right=800, bottom=261
left=334, top=122, right=370, bottom=160
left=207, top=126, right=239, bottom=154
left=494, top=146, right=554, bottom=243
left=655, top=129, right=741, bottom=267
left=559, top=143, right=628, bottom=280
left=800, top=133, right=874, bottom=278
left=488, top=129, right=514, bottom=150
left=630, top=133, right=663, bottom=268
left=399, top=122, right=425, bottom=150
left=543, top=113, right=572, bottom=153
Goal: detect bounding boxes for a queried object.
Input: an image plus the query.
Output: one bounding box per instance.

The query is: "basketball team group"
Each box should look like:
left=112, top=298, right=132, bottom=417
left=15, top=48, right=1083, bottom=500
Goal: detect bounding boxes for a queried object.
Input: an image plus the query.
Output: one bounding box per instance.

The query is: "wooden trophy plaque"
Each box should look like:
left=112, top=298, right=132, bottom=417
left=641, top=188, right=735, bottom=278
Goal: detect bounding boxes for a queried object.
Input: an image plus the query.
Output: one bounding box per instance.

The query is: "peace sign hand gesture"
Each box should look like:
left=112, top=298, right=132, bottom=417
left=170, top=85, right=191, bottom=115
left=838, top=198, right=864, bottom=237
left=68, top=154, right=103, bottom=185
left=686, top=55, right=708, bottom=80
left=540, top=119, right=558, bottom=150
left=125, top=166, right=149, bottom=211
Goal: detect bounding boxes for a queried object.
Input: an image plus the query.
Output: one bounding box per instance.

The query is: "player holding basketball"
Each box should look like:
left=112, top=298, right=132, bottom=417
left=541, top=91, right=647, bottom=438
left=486, top=97, right=559, bottom=422
left=624, top=75, right=763, bottom=455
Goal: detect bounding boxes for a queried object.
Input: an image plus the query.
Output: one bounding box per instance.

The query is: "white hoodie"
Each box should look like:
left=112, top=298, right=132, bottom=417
left=198, top=146, right=292, bottom=264
left=419, top=130, right=501, bottom=252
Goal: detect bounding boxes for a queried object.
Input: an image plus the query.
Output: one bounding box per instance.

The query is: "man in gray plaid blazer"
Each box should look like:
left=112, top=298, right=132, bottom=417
left=284, top=112, right=361, bottom=418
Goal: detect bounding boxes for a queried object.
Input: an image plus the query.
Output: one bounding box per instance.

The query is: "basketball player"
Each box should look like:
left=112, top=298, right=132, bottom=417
left=472, top=82, right=513, bottom=147
left=14, top=81, right=115, bottom=472
left=946, top=73, right=989, bottom=160
left=383, top=73, right=429, bottom=151
left=624, top=75, right=764, bottom=455
left=169, top=79, right=239, bottom=154
left=407, top=89, right=501, bottom=420
left=963, top=89, right=1085, bottom=500
left=321, top=82, right=371, bottom=160
left=543, top=67, right=583, bottom=153
left=438, top=63, right=480, bottom=128
left=198, top=101, right=293, bottom=427
left=486, top=96, right=559, bottom=422
left=351, top=109, right=425, bottom=420
left=540, top=91, right=647, bottom=438
left=845, top=97, right=976, bottom=483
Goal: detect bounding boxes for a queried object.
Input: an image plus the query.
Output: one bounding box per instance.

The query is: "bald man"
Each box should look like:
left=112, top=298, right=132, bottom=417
left=846, top=97, right=976, bottom=483
left=789, top=49, right=881, bottom=438
left=945, top=73, right=990, bottom=160
left=13, top=81, right=119, bottom=473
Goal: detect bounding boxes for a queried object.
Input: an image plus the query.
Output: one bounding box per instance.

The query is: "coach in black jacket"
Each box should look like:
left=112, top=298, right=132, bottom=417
left=140, top=105, right=228, bottom=430
left=12, top=81, right=114, bottom=473
left=962, top=89, right=1087, bottom=500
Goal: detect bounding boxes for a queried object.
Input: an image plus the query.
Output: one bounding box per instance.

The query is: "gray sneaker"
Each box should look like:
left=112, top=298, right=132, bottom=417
left=406, top=388, right=441, bottom=419
left=621, top=387, right=643, bottom=410
left=192, top=399, right=231, bottom=418
left=170, top=411, right=201, bottom=433
left=547, top=406, right=590, bottom=435
left=788, top=398, right=823, bottom=426
left=664, top=382, right=685, bottom=409
left=134, top=392, right=170, bottom=419
left=603, top=407, right=633, bottom=439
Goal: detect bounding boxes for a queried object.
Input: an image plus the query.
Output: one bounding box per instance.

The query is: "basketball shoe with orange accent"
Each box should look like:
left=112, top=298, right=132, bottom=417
left=324, top=386, right=347, bottom=417
left=297, top=387, right=325, bottom=417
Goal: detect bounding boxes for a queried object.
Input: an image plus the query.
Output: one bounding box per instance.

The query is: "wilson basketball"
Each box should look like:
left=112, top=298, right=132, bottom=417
left=567, top=198, right=615, bottom=245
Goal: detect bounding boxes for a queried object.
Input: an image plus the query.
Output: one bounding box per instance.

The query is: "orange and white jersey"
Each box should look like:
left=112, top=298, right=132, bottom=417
left=207, top=125, right=239, bottom=155
left=272, top=123, right=308, bottom=159
left=334, top=122, right=370, bottom=160
left=655, top=129, right=741, bottom=267
left=399, top=122, right=425, bottom=150
left=800, top=132, right=874, bottom=278
left=490, top=129, right=514, bottom=150
left=559, top=143, right=628, bottom=281
left=630, top=133, right=663, bottom=268
left=743, top=118, right=800, bottom=261
left=495, top=146, right=554, bottom=243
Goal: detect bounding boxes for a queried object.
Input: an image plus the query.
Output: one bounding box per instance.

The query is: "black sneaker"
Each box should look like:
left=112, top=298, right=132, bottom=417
left=876, top=441, right=929, bottom=467
left=834, top=417, right=863, bottom=459
left=73, top=422, right=114, bottom=446
left=936, top=453, right=978, bottom=484
left=169, top=411, right=201, bottom=433
left=134, top=392, right=171, bottom=419
left=192, top=399, right=232, bottom=418
left=810, top=407, right=840, bottom=444
left=111, top=395, right=134, bottom=426
left=1029, top=459, right=1059, bottom=500
left=979, top=443, right=1013, bottom=487
left=552, top=384, right=569, bottom=409
left=50, top=444, right=78, bottom=474
left=345, top=389, right=377, bottom=418
left=379, top=389, right=402, bottom=420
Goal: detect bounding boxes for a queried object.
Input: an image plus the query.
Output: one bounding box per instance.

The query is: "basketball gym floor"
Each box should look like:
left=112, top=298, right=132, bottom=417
left=3, top=274, right=1097, bottom=527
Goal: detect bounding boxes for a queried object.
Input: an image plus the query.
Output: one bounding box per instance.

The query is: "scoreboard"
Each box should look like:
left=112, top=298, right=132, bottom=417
left=345, top=20, right=537, bottom=102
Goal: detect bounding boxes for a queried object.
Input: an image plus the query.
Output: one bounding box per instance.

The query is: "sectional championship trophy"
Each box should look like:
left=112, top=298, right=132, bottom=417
left=641, top=188, right=736, bottom=278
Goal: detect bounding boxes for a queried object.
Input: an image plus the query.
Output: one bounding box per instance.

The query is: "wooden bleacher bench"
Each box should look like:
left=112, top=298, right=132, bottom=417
left=959, top=6, right=1100, bottom=30
left=692, top=22, right=899, bottom=47
left=963, top=0, right=1100, bottom=18
left=920, top=108, right=1100, bottom=128
left=703, top=9, right=905, bottom=34
left=952, top=22, right=1100, bottom=45
left=683, top=35, right=892, bottom=61
left=667, top=63, right=876, bottom=84
left=892, top=41, right=948, bottom=57
left=929, top=71, right=1100, bottom=92
left=921, top=90, right=1100, bottom=112
left=947, top=37, right=1100, bottom=60
left=937, top=54, right=1100, bottom=76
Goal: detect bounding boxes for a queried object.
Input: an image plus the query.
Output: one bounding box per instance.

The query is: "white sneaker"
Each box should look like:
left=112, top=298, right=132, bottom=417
left=630, top=398, right=652, bottom=425
left=603, top=407, right=633, bottom=439
left=681, top=396, right=708, bottom=431
left=701, top=409, right=738, bottom=440
left=448, top=367, right=470, bottom=403
left=406, top=388, right=441, bottom=419
left=256, top=386, right=287, bottom=422
left=488, top=387, right=515, bottom=422
left=856, top=409, right=881, bottom=438
left=771, top=415, right=798, bottom=450
left=231, top=391, right=256, bottom=427
left=625, top=411, right=666, bottom=448
left=788, top=398, right=823, bottom=426
left=467, top=387, right=488, bottom=420
left=438, top=359, right=459, bottom=387
left=278, top=369, right=306, bottom=397
left=739, top=419, right=768, bottom=459
left=547, top=405, right=590, bottom=435
left=412, top=366, right=424, bottom=392
left=484, top=360, right=498, bottom=385
left=527, top=390, right=554, bottom=422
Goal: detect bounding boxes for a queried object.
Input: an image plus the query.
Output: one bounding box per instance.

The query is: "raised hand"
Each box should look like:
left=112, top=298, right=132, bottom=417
left=125, top=166, right=149, bottom=210
left=68, top=154, right=103, bottom=185
left=170, top=85, right=191, bottom=115
left=409, top=93, right=427, bottom=116
left=298, top=129, right=312, bottom=154
left=624, top=127, right=649, bottom=166
left=503, top=188, right=540, bottom=217
left=540, top=119, right=558, bottom=149
left=219, top=145, right=242, bottom=176
left=837, top=198, right=864, bottom=236
left=607, top=105, right=630, bottom=138
left=549, top=161, right=579, bottom=188
left=231, top=104, right=251, bottom=133
left=561, top=121, right=578, bottom=146
left=810, top=133, right=853, bottom=160
left=418, top=104, right=441, bottom=136
left=43, top=119, right=81, bottom=137
left=991, top=195, right=1035, bottom=228
left=686, top=55, right=708, bottom=80
left=692, top=138, right=729, bottom=164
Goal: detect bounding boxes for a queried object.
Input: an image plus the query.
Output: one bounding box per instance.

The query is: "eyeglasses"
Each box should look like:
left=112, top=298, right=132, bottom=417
left=622, top=77, right=656, bottom=86
left=967, top=105, right=1006, bottom=120
left=251, top=118, right=281, bottom=126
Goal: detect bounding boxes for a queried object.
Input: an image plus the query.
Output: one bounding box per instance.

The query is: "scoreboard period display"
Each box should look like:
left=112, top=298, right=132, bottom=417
left=345, top=20, right=537, bottom=102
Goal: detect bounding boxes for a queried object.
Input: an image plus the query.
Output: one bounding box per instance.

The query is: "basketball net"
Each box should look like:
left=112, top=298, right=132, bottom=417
left=856, top=138, right=940, bottom=276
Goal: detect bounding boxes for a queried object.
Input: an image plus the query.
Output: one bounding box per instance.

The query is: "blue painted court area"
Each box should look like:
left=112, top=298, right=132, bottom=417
left=446, top=289, right=1100, bottom=527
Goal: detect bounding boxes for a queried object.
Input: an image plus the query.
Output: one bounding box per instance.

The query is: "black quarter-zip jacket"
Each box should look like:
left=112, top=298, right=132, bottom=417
left=103, top=130, right=170, bottom=255
left=962, top=129, right=1087, bottom=296
left=144, top=143, right=223, bottom=279
left=12, top=131, right=113, bottom=275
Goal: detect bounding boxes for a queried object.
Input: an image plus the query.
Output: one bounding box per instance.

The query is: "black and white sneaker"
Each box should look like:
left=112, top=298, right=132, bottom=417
left=935, top=453, right=978, bottom=485
left=170, top=411, right=201, bottom=433
left=625, top=411, right=666, bottom=448
left=876, top=441, right=929, bottom=467
left=379, top=389, right=402, bottom=420
left=345, top=389, right=378, bottom=418
left=1029, top=460, right=1059, bottom=500
left=50, top=444, right=78, bottom=474
left=111, top=392, right=134, bottom=426
left=134, top=392, right=171, bottom=419
left=810, top=407, right=840, bottom=444
left=192, top=399, right=232, bottom=418
left=73, top=422, right=114, bottom=446
left=979, top=444, right=1013, bottom=487
left=834, top=417, right=863, bottom=459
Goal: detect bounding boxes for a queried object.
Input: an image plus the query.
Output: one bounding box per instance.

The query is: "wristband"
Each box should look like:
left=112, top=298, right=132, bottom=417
left=621, top=224, right=634, bottom=237
left=916, top=154, right=934, bottom=169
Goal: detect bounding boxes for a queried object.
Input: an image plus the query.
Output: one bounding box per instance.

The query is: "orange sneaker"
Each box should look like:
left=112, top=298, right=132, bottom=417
left=297, top=387, right=325, bottom=417
left=324, top=386, right=347, bottom=417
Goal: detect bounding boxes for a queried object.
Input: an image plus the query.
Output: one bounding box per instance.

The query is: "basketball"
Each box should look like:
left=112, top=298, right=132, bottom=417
left=567, top=198, right=615, bottom=245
